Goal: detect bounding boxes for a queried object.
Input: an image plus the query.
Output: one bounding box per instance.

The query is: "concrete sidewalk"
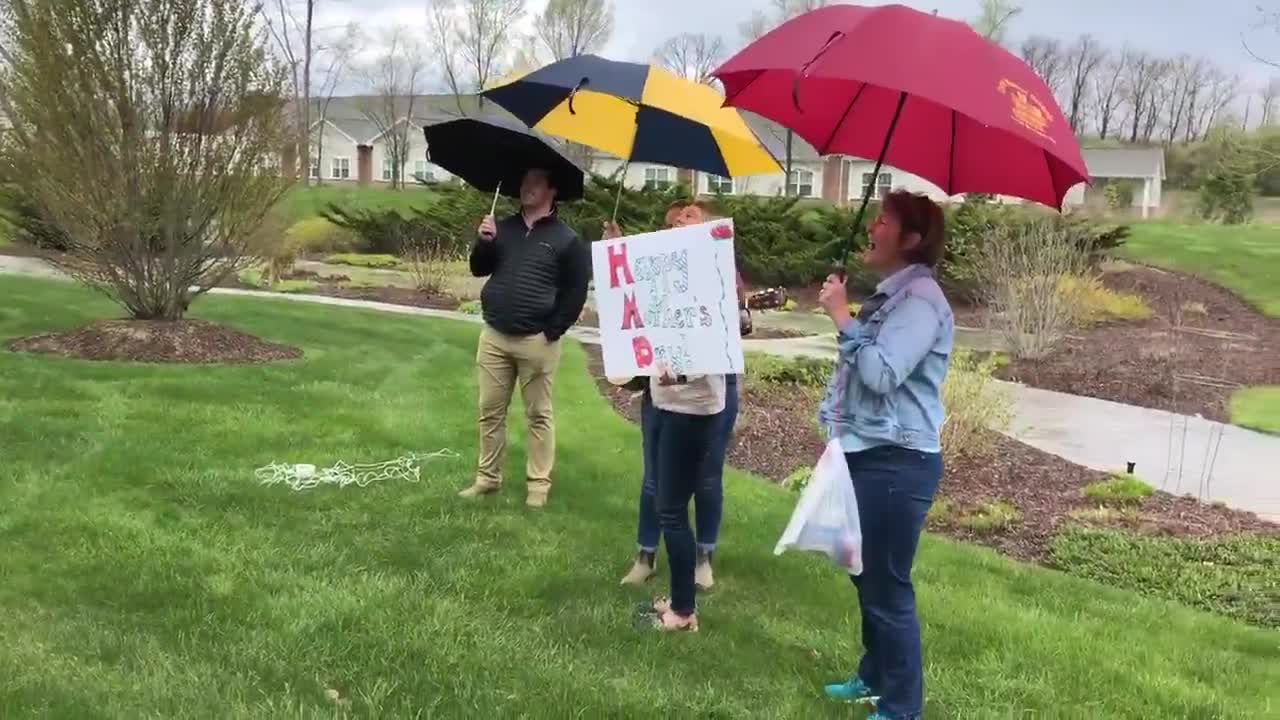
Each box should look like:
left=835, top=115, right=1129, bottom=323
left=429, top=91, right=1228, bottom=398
left=3, top=254, right=1276, bottom=520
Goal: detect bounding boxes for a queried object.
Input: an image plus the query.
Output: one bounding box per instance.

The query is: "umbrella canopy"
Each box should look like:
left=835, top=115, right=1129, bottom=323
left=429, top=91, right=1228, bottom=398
left=712, top=3, right=1089, bottom=209
left=482, top=54, right=781, bottom=178
left=422, top=113, right=585, bottom=202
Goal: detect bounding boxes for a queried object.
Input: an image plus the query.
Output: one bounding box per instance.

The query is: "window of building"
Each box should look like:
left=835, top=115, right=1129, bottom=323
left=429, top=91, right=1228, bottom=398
left=308, top=157, right=320, bottom=179
left=787, top=169, right=814, bottom=197
left=331, top=157, right=351, bottom=180
left=706, top=174, right=734, bottom=194
left=413, top=160, right=434, bottom=182
left=861, top=172, right=892, bottom=199
left=644, top=166, right=672, bottom=190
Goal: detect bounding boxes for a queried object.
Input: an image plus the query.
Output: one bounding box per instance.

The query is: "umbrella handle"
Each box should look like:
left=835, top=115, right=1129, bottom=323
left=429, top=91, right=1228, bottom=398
left=836, top=91, right=908, bottom=278
left=491, top=182, right=501, bottom=216
left=568, top=78, right=589, bottom=115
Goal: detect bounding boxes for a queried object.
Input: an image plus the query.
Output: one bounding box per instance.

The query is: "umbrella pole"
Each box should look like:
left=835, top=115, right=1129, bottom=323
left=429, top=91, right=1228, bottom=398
left=611, top=163, right=629, bottom=224
left=839, top=92, right=909, bottom=275
left=490, top=183, right=501, bottom=216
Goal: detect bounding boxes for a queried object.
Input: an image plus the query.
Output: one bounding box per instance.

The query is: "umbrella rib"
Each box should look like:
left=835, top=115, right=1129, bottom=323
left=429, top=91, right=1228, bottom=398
left=819, top=83, right=867, bottom=155
left=946, top=109, right=957, bottom=195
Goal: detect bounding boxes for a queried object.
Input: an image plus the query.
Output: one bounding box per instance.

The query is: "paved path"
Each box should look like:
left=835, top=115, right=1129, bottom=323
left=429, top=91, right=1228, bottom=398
left=3, top=254, right=1277, bottom=521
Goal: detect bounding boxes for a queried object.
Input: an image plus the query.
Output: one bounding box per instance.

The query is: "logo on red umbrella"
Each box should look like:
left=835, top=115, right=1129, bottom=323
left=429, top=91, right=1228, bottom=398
left=997, top=79, right=1054, bottom=141
left=710, top=224, right=734, bottom=240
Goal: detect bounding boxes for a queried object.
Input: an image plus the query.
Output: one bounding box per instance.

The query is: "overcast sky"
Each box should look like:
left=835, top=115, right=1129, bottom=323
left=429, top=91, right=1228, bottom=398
left=312, top=0, right=1280, bottom=94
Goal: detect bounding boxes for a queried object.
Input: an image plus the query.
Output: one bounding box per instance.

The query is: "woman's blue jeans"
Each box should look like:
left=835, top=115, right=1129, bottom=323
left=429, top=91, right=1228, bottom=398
left=845, top=445, right=942, bottom=720
left=636, top=375, right=739, bottom=553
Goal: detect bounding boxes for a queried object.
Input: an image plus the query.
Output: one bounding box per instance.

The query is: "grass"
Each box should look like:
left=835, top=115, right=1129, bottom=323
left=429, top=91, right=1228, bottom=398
left=956, top=501, right=1022, bottom=534
left=1083, top=473, right=1156, bottom=507
left=277, top=184, right=434, bottom=223
left=1117, top=221, right=1280, bottom=317
left=1050, top=528, right=1280, bottom=629
left=1230, top=386, right=1280, bottom=435
left=1, top=275, right=1279, bottom=718
left=324, top=253, right=402, bottom=270
left=236, top=268, right=319, bottom=294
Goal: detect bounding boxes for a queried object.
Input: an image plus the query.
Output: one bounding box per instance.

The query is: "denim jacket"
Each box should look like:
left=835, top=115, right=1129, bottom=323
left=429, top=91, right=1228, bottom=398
left=817, top=264, right=954, bottom=453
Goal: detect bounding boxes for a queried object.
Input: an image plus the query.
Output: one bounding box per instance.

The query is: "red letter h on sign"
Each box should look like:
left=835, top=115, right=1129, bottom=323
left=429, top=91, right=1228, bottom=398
left=607, top=243, right=634, bottom=288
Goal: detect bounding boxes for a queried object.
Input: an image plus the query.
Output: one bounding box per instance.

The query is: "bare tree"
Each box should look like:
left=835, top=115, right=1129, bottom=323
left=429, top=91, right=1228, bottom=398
left=263, top=0, right=322, bottom=184
left=1158, top=55, right=1210, bottom=144
left=1200, top=70, right=1242, bottom=134
left=535, top=0, right=613, bottom=61
left=1062, top=35, right=1105, bottom=132
left=360, top=27, right=426, bottom=190
left=972, top=0, right=1022, bottom=45
left=655, top=33, right=726, bottom=85
left=1093, top=54, right=1125, bottom=139
left=1020, top=35, right=1066, bottom=97
left=428, top=0, right=525, bottom=112
left=739, top=9, right=770, bottom=42
left=1260, top=76, right=1280, bottom=126
left=311, top=24, right=362, bottom=186
left=1122, top=50, right=1161, bottom=142
left=0, top=0, right=291, bottom=321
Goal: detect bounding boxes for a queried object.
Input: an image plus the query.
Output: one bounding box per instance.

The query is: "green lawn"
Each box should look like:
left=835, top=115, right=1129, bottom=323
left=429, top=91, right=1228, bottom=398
left=1231, top=386, right=1280, bottom=435
left=278, top=184, right=436, bottom=223
left=1116, top=221, right=1280, bottom=317
left=2, top=275, right=1278, bottom=718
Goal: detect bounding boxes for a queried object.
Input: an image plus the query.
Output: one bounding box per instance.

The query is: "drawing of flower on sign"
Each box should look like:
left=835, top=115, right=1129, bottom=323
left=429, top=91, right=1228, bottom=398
left=590, top=220, right=745, bottom=378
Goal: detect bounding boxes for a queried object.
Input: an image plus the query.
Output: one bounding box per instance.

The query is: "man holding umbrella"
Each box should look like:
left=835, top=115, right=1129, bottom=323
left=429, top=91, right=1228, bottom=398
left=423, top=115, right=590, bottom=508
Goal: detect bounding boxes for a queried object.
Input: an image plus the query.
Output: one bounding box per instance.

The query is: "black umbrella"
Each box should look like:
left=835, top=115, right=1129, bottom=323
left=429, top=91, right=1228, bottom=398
left=422, top=114, right=586, bottom=211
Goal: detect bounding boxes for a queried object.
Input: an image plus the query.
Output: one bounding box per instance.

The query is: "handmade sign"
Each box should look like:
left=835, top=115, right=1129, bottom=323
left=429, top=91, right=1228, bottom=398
left=592, top=219, right=745, bottom=378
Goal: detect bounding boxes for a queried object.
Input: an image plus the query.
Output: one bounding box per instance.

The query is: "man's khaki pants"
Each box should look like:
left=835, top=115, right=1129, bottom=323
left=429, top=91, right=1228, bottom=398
left=475, top=325, right=561, bottom=497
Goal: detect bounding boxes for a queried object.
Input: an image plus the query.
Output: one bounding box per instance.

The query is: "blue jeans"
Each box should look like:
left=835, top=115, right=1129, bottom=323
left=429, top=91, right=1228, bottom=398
left=636, top=375, right=739, bottom=552
left=845, top=445, right=942, bottom=720
left=653, top=408, right=718, bottom=616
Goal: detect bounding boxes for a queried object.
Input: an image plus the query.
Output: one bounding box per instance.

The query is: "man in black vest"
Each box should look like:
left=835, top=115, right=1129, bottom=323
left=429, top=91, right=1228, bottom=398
left=460, top=167, right=590, bottom=508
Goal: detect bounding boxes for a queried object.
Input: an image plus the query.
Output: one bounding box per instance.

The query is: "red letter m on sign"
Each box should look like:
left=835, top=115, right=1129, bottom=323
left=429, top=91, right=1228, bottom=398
left=621, top=292, right=644, bottom=330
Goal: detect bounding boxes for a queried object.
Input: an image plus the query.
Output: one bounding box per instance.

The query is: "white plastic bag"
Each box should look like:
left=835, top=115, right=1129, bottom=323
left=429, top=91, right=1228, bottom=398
left=774, top=439, right=863, bottom=575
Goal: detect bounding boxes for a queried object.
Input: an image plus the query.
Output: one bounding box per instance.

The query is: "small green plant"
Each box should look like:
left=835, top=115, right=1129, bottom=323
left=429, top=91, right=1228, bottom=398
left=457, top=300, right=482, bottom=315
left=940, top=348, right=1014, bottom=461
left=1103, top=180, right=1135, bottom=212
left=273, top=279, right=318, bottom=294
left=782, top=466, right=812, bottom=493
left=745, top=353, right=834, bottom=390
left=927, top=498, right=953, bottom=524
left=324, top=253, right=402, bottom=269
left=1083, top=473, right=1155, bottom=507
left=1059, top=275, right=1153, bottom=324
left=781, top=298, right=798, bottom=312
left=957, top=500, right=1021, bottom=534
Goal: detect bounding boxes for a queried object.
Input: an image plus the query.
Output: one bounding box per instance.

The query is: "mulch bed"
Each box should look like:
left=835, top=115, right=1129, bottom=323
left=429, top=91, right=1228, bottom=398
left=581, top=344, right=1276, bottom=563
left=308, top=285, right=462, bottom=311
left=7, top=319, right=302, bottom=364
left=995, top=265, right=1280, bottom=422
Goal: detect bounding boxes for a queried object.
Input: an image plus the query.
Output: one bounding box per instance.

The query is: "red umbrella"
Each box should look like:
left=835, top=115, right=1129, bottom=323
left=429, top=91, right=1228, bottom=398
left=712, top=3, right=1089, bottom=260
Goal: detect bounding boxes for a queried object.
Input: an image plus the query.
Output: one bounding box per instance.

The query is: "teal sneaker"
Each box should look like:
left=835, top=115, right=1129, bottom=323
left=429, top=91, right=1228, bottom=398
left=823, top=675, right=876, bottom=703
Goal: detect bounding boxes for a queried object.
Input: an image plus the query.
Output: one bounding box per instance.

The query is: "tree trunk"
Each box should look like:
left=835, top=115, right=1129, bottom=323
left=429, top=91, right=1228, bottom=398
left=784, top=129, right=794, bottom=196
left=302, top=0, right=314, bottom=186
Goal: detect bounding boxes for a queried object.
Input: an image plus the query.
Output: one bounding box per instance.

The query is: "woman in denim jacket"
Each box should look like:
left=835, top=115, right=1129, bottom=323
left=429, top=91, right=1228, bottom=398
left=817, top=191, right=953, bottom=720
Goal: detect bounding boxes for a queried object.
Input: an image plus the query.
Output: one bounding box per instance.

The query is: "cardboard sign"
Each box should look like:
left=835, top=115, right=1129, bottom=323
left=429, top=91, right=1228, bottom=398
left=591, top=219, right=744, bottom=378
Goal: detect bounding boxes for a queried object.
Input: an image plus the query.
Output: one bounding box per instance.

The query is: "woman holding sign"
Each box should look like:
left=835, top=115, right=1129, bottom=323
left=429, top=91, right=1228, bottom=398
left=815, top=191, right=953, bottom=718
left=605, top=201, right=746, bottom=619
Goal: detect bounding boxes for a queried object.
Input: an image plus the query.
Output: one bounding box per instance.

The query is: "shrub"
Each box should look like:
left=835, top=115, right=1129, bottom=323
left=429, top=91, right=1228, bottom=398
left=1059, top=275, right=1153, bottom=324
left=1198, top=169, right=1254, bottom=224
left=745, top=353, right=833, bottom=390
left=457, top=299, right=482, bottom=315
left=927, top=498, right=953, bottom=524
left=0, top=184, right=71, bottom=250
left=781, top=298, right=798, bottom=312
left=1049, top=528, right=1280, bottom=628
left=941, top=349, right=1013, bottom=461
left=1103, top=180, right=1135, bottom=211
left=1083, top=473, right=1156, bottom=507
left=973, top=219, right=1092, bottom=359
left=783, top=466, right=812, bottom=493
left=325, top=253, right=401, bottom=269
left=286, top=217, right=362, bottom=255
left=957, top=500, right=1022, bottom=534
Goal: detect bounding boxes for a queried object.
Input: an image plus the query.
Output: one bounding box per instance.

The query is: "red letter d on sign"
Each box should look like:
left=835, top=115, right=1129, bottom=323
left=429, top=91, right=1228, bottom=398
left=607, top=243, right=634, bottom=288
left=632, top=336, right=654, bottom=368
left=621, top=292, right=644, bottom=330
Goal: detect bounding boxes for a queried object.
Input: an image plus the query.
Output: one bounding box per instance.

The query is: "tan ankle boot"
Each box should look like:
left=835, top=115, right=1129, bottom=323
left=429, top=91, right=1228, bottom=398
left=694, top=549, right=714, bottom=590
left=525, top=479, right=551, bottom=508
left=458, top=481, right=498, bottom=499
left=620, top=550, right=657, bottom=585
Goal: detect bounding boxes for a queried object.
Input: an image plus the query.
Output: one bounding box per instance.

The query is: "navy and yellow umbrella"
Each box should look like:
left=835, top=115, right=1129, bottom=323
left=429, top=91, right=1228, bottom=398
left=482, top=54, right=780, bottom=184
